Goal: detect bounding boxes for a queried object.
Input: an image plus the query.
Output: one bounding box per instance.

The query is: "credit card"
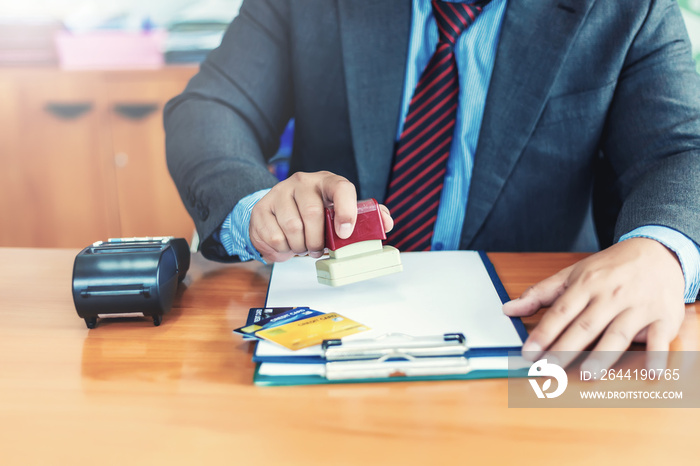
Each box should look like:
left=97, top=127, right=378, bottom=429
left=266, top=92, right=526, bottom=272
left=255, top=312, right=370, bottom=351
left=234, top=307, right=322, bottom=339
left=246, top=307, right=295, bottom=326
left=238, top=307, right=294, bottom=340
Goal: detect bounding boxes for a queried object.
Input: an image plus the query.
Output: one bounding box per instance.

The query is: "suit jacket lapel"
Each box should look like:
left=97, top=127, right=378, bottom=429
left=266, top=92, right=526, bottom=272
left=461, top=0, right=597, bottom=248
left=337, top=0, right=412, bottom=200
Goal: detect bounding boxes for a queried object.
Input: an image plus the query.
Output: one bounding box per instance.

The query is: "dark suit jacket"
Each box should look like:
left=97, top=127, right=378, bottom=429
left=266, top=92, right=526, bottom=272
left=165, top=0, right=700, bottom=262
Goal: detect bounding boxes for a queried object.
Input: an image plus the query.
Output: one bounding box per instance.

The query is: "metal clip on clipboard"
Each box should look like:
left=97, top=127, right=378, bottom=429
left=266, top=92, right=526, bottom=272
left=321, top=333, right=472, bottom=380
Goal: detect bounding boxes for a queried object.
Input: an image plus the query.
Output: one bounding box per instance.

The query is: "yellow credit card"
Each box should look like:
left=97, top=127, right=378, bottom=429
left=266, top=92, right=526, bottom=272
left=255, top=312, right=369, bottom=351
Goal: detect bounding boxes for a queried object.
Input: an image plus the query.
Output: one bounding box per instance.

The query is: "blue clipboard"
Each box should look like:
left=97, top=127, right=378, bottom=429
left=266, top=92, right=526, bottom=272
left=251, top=251, right=528, bottom=385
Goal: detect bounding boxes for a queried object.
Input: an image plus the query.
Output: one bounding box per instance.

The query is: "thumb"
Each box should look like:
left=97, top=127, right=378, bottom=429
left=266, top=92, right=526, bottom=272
left=378, top=204, right=394, bottom=233
left=502, top=266, right=572, bottom=317
left=321, top=175, right=358, bottom=239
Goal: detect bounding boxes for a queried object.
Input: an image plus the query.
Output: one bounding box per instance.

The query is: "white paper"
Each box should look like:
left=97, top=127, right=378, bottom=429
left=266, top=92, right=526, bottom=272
left=257, top=356, right=532, bottom=377
left=256, top=251, right=524, bottom=362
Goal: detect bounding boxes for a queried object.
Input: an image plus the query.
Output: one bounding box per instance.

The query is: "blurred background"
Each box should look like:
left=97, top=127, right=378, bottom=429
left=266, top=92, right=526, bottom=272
left=681, top=1, right=700, bottom=72
left=0, top=0, right=242, bottom=66
left=0, top=1, right=697, bottom=249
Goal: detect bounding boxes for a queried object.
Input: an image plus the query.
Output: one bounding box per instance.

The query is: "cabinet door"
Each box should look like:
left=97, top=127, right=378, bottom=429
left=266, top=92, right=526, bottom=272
left=0, top=70, right=120, bottom=247
left=106, top=68, right=196, bottom=242
left=0, top=76, right=22, bottom=245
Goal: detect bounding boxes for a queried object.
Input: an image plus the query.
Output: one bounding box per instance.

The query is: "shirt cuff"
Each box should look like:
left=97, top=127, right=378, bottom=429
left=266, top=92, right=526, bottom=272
left=219, top=188, right=271, bottom=263
left=619, top=225, right=700, bottom=303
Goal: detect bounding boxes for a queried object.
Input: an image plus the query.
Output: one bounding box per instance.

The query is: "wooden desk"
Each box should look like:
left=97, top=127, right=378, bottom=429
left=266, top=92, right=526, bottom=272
left=0, top=248, right=698, bottom=465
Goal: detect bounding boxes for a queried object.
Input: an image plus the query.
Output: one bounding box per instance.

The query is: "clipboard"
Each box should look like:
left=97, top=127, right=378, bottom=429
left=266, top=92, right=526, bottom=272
left=253, top=251, right=529, bottom=386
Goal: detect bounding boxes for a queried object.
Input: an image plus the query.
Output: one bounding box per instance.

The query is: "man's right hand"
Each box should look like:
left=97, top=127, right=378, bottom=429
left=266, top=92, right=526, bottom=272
left=249, top=171, right=394, bottom=263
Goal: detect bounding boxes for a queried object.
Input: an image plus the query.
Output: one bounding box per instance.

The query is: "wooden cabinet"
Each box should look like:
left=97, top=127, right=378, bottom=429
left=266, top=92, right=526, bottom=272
left=0, top=67, right=198, bottom=247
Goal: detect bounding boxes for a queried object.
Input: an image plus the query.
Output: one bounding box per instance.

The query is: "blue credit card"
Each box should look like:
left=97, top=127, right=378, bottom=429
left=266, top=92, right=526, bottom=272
left=239, top=307, right=294, bottom=340
left=234, top=307, right=323, bottom=340
left=246, top=307, right=294, bottom=326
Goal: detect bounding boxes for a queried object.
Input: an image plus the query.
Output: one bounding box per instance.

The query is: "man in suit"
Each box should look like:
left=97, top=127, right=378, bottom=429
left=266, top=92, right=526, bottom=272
left=165, top=0, right=700, bottom=367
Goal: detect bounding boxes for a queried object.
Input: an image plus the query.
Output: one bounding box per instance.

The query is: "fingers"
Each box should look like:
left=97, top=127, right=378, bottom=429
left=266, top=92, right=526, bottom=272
left=527, top=280, right=650, bottom=366
left=249, top=204, right=294, bottom=263
left=319, top=174, right=357, bottom=239
left=530, top=292, right=599, bottom=365
left=508, top=268, right=574, bottom=360
left=644, top=321, right=671, bottom=371
left=577, top=308, right=650, bottom=371
left=378, top=204, right=394, bottom=233
left=579, top=320, right=672, bottom=374
left=502, top=266, right=572, bottom=318
left=249, top=171, right=359, bottom=262
left=645, top=320, right=673, bottom=352
left=523, top=286, right=594, bottom=358
left=293, top=184, right=327, bottom=259
left=273, top=192, right=308, bottom=255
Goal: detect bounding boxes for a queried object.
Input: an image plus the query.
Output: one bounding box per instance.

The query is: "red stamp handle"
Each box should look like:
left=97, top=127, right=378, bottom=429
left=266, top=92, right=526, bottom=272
left=324, top=199, right=386, bottom=251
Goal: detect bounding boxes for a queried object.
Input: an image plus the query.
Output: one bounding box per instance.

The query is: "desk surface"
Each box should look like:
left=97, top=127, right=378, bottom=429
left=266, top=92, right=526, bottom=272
left=1, top=248, right=698, bottom=465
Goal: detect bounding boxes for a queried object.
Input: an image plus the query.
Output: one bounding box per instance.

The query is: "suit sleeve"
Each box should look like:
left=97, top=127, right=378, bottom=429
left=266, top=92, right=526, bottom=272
left=603, top=0, right=700, bottom=247
left=164, top=0, right=292, bottom=261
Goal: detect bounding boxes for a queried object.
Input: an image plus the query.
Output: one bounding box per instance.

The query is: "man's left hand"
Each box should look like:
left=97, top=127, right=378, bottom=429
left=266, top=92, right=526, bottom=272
left=503, top=238, right=686, bottom=369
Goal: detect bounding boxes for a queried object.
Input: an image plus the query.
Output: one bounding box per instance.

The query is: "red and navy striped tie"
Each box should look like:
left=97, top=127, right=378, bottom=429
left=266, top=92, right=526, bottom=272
left=385, top=0, right=490, bottom=252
